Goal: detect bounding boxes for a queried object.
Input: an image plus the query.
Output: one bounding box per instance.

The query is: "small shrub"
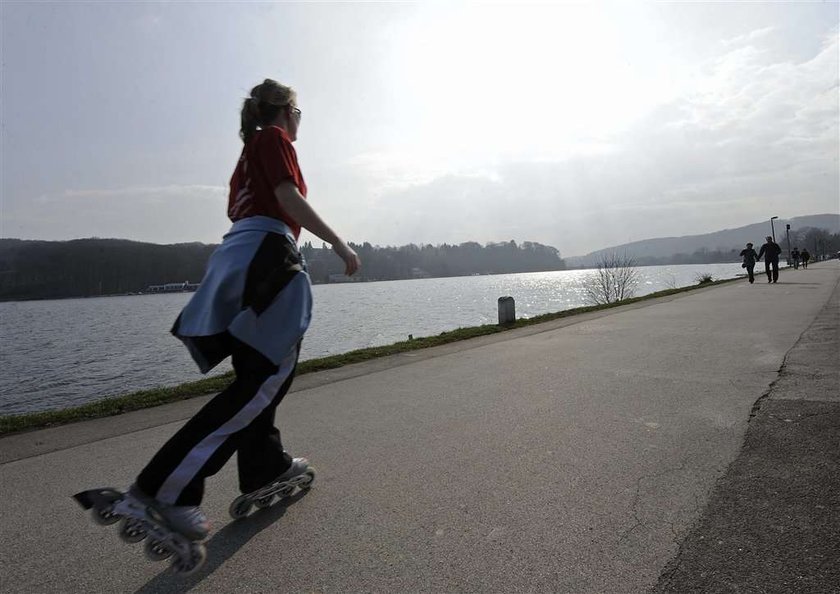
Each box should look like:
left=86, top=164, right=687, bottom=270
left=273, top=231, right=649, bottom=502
left=584, top=252, right=640, bottom=305
left=695, top=272, right=714, bottom=284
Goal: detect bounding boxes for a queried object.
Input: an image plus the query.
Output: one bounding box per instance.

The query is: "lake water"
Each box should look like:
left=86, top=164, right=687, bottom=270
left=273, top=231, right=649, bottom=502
left=0, top=263, right=743, bottom=415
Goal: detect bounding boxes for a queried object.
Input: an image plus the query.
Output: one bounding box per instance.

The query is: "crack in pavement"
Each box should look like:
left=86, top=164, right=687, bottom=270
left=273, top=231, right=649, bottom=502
left=618, top=456, right=695, bottom=547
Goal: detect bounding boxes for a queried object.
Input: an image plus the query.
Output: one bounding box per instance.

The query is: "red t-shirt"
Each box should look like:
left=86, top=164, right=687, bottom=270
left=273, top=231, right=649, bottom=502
left=228, top=126, right=307, bottom=238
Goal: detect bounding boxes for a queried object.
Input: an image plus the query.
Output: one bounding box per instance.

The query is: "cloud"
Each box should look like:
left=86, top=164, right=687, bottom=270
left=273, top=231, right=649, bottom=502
left=720, top=26, right=776, bottom=48
left=55, top=185, right=226, bottom=200
left=678, top=27, right=838, bottom=142
left=4, top=5, right=835, bottom=259
left=347, top=27, right=838, bottom=256
left=344, top=151, right=453, bottom=193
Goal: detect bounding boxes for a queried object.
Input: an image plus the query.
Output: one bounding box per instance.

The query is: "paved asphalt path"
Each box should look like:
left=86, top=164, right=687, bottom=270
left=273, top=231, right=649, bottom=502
left=1, top=264, right=838, bottom=593
left=654, top=268, right=839, bottom=593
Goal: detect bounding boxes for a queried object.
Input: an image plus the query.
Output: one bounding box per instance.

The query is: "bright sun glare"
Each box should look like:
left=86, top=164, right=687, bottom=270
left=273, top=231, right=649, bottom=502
left=380, top=3, right=676, bottom=166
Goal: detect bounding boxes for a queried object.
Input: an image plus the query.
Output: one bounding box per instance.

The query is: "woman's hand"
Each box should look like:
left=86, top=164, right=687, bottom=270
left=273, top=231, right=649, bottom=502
left=333, top=241, right=361, bottom=276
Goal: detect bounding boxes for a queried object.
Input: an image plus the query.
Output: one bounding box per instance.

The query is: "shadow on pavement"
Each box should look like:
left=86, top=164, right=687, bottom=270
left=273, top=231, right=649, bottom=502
left=133, top=489, right=310, bottom=594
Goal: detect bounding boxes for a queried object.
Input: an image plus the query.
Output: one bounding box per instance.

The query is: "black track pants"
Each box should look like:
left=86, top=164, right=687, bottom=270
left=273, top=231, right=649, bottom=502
left=765, top=259, right=779, bottom=282
left=136, top=339, right=298, bottom=505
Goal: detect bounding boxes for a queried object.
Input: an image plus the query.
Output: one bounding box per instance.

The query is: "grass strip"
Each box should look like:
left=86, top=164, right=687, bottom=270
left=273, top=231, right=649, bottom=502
left=0, top=277, right=738, bottom=436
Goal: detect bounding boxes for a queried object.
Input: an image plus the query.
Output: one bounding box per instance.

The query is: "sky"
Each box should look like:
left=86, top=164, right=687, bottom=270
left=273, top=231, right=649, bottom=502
left=1, top=2, right=838, bottom=257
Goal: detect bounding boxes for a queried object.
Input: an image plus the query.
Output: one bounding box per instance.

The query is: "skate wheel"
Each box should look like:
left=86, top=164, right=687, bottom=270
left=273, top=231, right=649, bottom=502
left=91, top=506, right=121, bottom=526
left=254, top=495, right=275, bottom=509
left=170, top=543, right=206, bottom=576
left=298, top=468, right=316, bottom=490
left=144, top=539, right=173, bottom=561
left=229, top=497, right=253, bottom=520
left=118, top=517, right=148, bottom=543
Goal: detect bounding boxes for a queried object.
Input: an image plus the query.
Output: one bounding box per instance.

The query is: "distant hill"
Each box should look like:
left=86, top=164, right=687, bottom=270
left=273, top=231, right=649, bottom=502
left=567, top=214, right=840, bottom=267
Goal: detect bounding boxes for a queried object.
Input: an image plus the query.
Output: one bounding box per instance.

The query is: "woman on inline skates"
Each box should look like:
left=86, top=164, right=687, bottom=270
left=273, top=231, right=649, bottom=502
left=77, top=79, right=360, bottom=574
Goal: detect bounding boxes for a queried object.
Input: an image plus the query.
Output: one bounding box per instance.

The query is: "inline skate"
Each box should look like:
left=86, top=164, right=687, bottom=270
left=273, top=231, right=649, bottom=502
left=229, top=457, right=315, bottom=519
left=73, top=486, right=208, bottom=576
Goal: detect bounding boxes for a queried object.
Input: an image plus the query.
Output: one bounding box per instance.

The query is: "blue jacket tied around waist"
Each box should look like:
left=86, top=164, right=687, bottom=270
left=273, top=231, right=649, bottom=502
left=172, top=216, right=313, bottom=373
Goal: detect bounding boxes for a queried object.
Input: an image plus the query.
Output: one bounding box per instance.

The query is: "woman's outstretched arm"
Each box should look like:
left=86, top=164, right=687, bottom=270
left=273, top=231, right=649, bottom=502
left=273, top=181, right=360, bottom=276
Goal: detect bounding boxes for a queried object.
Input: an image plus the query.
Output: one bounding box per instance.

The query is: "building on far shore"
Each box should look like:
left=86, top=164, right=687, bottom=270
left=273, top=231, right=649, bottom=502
left=144, top=281, right=199, bottom=294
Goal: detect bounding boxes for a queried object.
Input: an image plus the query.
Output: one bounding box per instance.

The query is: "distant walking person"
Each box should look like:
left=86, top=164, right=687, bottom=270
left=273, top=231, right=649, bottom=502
left=739, top=242, right=758, bottom=284
left=801, top=248, right=811, bottom=268
left=757, top=235, right=782, bottom=283
left=791, top=247, right=800, bottom=269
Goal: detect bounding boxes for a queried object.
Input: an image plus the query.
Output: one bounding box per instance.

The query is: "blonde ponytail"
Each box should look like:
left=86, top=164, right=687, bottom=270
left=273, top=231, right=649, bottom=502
left=239, top=79, right=296, bottom=143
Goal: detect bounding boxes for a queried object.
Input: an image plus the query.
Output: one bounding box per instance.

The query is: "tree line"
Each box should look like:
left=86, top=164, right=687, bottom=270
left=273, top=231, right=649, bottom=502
left=4, top=227, right=834, bottom=302
left=0, top=239, right=217, bottom=301
left=301, top=240, right=566, bottom=284
left=782, top=227, right=840, bottom=260
left=0, top=238, right=566, bottom=301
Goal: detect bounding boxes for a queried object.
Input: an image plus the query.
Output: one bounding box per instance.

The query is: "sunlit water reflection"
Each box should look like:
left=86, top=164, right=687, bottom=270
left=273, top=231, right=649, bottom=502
left=0, top=263, right=742, bottom=414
